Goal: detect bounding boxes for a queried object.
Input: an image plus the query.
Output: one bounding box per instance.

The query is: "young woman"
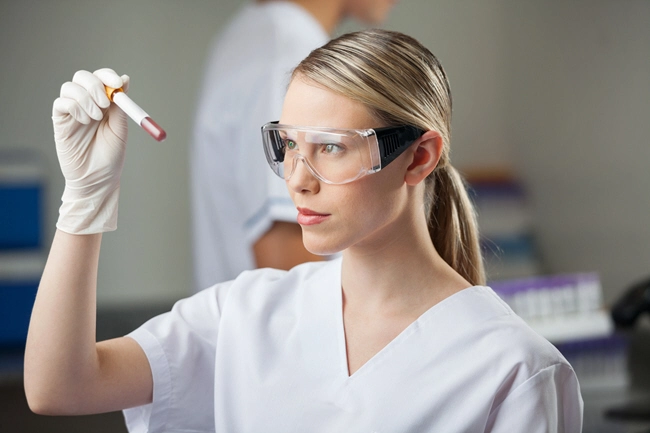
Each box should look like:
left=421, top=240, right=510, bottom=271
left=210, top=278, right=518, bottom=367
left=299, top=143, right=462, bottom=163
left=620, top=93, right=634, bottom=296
left=25, top=29, right=583, bottom=432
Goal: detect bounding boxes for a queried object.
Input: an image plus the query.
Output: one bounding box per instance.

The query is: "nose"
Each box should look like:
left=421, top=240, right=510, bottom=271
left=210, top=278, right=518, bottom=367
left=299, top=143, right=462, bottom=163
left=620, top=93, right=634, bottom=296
left=286, top=155, right=320, bottom=194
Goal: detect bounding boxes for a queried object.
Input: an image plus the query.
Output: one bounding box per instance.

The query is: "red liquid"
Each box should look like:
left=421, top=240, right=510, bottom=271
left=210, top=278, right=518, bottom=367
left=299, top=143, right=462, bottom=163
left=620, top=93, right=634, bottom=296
left=141, top=117, right=167, bottom=142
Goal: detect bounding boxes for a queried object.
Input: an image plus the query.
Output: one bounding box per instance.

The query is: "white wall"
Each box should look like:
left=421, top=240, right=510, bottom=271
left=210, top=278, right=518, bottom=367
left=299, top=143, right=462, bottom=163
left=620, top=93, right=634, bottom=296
left=1, top=0, right=647, bottom=306
left=0, top=0, right=241, bottom=305
left=502, top=0, right=650, bottom=304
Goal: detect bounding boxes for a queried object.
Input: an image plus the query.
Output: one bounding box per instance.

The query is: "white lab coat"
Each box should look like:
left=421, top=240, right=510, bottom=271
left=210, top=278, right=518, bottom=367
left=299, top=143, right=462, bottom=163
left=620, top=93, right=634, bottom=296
left=190, top=2, right=329, bottom=292
left=124, top=258, right=583, bottom=432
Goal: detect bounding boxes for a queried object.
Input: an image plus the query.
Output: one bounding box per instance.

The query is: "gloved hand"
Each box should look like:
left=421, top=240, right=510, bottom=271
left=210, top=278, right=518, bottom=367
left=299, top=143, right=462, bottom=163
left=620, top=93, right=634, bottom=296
left=53, top=68, right=130, bottom=234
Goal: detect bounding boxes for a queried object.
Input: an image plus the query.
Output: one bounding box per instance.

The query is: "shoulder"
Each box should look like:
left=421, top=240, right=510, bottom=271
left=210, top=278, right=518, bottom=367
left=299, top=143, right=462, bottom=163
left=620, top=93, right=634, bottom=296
left=207, top=260, right=338, bottom=337
left=446, top=286, right=573, bottom=381
left=225, top=259, right=338, bottom=304
left=450, top=287, right=581, bottom=413
left=466, top=287, right=578, bottom=396
left=233, top=259, right=333, bottom=286
left=479, top=286, right=570, bottom=366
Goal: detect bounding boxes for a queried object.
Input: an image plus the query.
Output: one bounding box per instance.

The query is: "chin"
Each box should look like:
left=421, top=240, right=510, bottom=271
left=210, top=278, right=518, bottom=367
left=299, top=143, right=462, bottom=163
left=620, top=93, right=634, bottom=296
left=302, top=235, right=346, bottom=257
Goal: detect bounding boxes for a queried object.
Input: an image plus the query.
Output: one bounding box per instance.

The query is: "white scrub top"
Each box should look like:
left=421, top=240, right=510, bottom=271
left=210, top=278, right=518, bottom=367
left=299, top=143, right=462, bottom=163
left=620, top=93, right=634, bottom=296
left=190, top=2, right=329, bottom=292
left=123, top=258, right=583, bottom=432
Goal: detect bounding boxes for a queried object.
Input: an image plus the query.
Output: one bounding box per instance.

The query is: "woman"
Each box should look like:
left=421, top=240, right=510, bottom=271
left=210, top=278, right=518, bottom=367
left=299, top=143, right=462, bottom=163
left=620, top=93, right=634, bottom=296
left=25, top=29, right=583, bottom=432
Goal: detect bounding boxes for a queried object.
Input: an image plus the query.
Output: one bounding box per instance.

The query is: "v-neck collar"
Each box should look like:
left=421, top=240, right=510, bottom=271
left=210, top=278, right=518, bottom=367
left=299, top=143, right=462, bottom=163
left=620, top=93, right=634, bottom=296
left=325, top=258, right=495, bottom=382
left=334, top=279, right=449, bottom=382
left=302, top=258, right=503, bottom=385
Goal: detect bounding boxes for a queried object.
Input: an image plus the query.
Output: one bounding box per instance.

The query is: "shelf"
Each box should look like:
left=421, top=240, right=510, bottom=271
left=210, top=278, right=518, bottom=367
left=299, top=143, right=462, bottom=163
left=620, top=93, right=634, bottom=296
left=526, top=310, right=614, bottom=344
left=0, top=250, right=45, bottom=280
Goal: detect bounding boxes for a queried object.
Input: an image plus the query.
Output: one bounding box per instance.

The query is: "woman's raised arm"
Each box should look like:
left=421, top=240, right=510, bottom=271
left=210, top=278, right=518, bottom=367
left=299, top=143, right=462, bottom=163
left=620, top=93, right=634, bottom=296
left=24, top=69, right=153, bottom=415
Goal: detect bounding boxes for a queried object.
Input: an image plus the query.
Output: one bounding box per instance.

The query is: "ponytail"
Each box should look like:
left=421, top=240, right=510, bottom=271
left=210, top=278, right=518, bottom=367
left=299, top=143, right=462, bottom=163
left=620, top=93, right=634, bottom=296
left=426, top=165, right=485, bottom=286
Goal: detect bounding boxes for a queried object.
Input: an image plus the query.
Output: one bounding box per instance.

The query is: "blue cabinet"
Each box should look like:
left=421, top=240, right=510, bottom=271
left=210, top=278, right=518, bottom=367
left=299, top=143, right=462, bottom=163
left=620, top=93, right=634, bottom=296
left=0, top=279, right=39, bottom=347
left=0, top=151, right=45, bottom=347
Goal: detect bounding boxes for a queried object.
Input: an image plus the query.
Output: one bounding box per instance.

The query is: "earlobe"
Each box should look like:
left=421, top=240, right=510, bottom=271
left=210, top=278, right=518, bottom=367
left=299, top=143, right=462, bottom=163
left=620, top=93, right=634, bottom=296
left=405, top=131, right=443, bottom=186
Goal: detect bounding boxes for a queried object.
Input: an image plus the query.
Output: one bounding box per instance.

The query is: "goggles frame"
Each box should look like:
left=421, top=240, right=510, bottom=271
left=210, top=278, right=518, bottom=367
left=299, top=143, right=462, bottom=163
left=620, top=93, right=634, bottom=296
left=261, top=121, right=425, bottom=185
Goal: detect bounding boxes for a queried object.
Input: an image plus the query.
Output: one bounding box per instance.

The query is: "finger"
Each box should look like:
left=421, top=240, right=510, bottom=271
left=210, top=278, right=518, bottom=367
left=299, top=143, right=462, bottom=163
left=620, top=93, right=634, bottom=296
left=93, top=68, right=125, bottom=94
left=72, top=70, right=111, bottom=110
left=59, top=81, right=104, bottom=121
left=120, top=74, right=130, bottom=93
left=52, top=97, right=91, bottom=125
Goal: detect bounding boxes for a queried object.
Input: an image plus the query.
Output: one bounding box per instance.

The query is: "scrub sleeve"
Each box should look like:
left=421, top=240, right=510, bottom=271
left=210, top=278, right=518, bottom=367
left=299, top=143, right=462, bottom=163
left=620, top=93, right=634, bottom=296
left=123, top=283, right=232, bottom=433
left=486, top=363, right=583, bottom=432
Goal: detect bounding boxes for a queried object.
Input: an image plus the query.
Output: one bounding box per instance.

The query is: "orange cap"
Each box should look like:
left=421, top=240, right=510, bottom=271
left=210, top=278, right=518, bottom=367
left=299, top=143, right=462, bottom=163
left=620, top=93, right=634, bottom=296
left=105, top=86, right=124, bottom=102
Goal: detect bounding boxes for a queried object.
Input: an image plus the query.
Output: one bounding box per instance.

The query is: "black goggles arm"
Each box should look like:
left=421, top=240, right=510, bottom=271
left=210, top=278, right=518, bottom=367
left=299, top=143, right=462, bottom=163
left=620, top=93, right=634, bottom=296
left=374, top=125, right=426, bottom=169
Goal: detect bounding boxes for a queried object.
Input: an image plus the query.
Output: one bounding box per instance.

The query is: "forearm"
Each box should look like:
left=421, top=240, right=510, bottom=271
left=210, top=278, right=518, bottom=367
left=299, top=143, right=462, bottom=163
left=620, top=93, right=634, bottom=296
left=24, top=229, right=103, bottom=413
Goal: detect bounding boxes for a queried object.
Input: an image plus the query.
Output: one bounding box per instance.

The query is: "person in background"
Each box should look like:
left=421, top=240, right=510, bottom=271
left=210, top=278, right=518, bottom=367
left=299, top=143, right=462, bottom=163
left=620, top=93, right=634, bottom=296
left=190, top=0, right=398, bottom=292
left=25, top=29, right=582, bottom=432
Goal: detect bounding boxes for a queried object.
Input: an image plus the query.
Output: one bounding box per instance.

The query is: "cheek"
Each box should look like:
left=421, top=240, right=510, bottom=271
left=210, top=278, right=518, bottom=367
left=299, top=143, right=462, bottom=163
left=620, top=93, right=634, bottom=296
left=342, top=197, right=377, bottom=233
left=337, top=173, right=404, bottom=231
left=299, top=163, right=408, bottom=254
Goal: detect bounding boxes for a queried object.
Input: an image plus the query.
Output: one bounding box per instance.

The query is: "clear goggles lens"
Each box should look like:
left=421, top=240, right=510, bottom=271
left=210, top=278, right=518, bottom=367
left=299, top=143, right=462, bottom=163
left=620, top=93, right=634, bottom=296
left=261, top=122, right=424, bottom=185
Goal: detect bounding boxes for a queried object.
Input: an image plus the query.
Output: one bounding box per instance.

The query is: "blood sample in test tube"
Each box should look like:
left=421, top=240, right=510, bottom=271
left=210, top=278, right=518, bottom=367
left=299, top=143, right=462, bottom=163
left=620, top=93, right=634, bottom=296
left=105, top=86, right=167, bottom=142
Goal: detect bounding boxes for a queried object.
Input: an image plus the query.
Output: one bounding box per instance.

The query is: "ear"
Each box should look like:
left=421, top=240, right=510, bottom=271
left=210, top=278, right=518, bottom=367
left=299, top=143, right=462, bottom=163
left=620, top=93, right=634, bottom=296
left=404, top=130, right=443, bottom=186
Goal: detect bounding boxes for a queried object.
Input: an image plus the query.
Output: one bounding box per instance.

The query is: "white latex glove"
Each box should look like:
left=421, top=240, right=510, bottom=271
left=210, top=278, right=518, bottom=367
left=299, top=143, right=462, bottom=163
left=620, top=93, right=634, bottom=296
left=53, top=68, right=130, bottom=234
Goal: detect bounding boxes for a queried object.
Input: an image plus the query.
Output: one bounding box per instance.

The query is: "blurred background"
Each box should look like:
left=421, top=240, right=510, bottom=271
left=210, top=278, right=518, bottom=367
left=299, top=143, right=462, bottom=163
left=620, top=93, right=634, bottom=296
left=0, top=0, right=649, bottom=432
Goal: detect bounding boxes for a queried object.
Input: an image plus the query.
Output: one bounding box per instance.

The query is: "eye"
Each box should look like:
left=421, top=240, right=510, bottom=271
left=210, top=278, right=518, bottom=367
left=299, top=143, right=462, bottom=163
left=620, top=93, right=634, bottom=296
left=323, top=143, right=344, bottom=155
left=282, top=138, right=298, bottom=151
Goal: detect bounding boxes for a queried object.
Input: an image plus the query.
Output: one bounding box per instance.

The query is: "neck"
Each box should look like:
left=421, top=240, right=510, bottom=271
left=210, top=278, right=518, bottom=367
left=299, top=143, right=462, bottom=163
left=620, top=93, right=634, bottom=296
left=258, top=0, right=345, bottom=34
left=340, top=208, right=471, bottom=316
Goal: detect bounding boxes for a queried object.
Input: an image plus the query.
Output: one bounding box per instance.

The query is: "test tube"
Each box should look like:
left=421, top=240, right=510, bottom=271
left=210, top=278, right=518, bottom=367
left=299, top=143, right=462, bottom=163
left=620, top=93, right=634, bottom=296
left=105, top=86, right=167, bottom=142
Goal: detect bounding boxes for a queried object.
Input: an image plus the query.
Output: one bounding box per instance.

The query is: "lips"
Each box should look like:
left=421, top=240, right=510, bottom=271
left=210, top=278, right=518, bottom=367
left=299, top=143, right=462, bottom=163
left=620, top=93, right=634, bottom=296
left=296, top=207, right=330, bottom=226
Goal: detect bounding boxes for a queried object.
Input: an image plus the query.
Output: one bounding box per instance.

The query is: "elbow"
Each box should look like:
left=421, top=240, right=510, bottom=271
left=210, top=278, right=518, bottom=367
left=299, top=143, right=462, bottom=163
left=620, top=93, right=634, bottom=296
left=24, top=382, right=57, bottom=415
left=23, top=350, right=100, bottom=415
left=24, top=375, right=99, bottom=416
left=24, top=377, right=76, bottom=416
left=25, top=387, right=61, bottom=415
left=23, top=349, right=62, bottom=414
left=23, top=355, right=77, bottom=415
left=25, top=389, right=84, bottom=416
left=23, top=366, right=49, bottom=414
left=27, top=401, right=57, bottom=416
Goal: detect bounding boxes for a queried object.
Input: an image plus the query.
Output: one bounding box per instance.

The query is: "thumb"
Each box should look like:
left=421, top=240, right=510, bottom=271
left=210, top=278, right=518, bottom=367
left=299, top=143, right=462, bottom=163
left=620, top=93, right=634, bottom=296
left=105, top=100, right=128, bottom=143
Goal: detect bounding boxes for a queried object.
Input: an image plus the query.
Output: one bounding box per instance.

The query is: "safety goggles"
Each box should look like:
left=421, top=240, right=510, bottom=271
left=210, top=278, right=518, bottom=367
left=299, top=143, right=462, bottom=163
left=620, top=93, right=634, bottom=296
left=261, top=122, right=425, bottom=185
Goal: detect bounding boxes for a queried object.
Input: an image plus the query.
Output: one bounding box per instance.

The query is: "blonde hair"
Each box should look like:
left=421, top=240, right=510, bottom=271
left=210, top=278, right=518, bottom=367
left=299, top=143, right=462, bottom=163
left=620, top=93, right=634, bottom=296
left=293, top=29, right=485, bottom=285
